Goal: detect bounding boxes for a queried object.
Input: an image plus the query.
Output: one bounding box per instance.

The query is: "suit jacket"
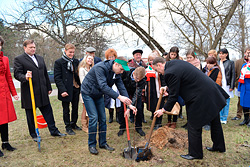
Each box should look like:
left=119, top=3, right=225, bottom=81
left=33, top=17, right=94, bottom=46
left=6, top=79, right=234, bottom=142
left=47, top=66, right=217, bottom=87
left=14, top=53, right=52, bottom=109
left=163, top=60, right=229, bottom=128
left=54, top=57, right=80, bottom=102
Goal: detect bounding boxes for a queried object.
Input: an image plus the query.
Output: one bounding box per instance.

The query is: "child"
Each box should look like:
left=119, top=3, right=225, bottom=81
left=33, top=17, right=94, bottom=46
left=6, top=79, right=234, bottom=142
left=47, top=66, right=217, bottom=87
left=117, top=67, right=146, bottom=136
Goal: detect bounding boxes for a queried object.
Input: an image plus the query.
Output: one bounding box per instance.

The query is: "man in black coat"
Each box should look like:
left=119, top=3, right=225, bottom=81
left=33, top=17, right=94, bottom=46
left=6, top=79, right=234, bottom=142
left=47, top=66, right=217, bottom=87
left=14, top=40, right=66, bottom=141
left=54, top=43, right=81, bottom=135
left=81, top=57, right=137, bottom=155
left=153, top=57, right=229, bottom=160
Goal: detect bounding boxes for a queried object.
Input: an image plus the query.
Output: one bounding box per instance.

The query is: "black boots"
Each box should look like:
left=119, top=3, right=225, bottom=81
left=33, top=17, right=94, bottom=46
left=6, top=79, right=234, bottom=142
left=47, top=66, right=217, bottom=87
left=109, top=109, right=114, bottom=123
left=0, top=150, right=3, bottom=157
left=239, top=113, right=249, bottom=126
left=2, top=143, right=16, bottom=151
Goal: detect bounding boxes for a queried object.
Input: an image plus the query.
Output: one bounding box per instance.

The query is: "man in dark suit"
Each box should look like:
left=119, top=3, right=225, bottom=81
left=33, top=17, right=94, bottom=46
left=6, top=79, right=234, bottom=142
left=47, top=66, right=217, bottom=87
left=14, top=40, right=66, bottom=141
left=54, top=43, right=81, bottom=135
left=152, top=57, right=229, bottom=160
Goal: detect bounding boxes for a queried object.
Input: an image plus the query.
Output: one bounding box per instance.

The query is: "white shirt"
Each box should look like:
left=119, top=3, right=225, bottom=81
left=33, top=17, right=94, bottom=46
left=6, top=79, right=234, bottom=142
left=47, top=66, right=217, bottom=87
left=26, top=53, right=38, bottom=67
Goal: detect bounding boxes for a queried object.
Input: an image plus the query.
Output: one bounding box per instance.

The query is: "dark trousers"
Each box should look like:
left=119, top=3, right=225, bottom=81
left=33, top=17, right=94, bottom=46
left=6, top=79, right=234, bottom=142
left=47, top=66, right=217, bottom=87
left=0, top=123, right=8, bottom=142
left=62, top=87, right=80, bottom=130
left=119, top=99, right=143, bottom=130
left=25, top=104, right=59, bottom=138
left=188, top=114, right=225, bottom=158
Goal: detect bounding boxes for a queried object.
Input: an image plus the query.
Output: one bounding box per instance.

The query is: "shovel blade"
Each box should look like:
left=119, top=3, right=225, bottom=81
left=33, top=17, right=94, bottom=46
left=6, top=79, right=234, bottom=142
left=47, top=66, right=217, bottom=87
left=123, top=147, right=137, bottom=160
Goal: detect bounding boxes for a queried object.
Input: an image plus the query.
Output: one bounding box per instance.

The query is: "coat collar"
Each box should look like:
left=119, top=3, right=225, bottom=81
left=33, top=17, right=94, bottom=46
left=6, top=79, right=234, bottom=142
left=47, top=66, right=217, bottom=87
left=24, top=53, right=39, bottom=68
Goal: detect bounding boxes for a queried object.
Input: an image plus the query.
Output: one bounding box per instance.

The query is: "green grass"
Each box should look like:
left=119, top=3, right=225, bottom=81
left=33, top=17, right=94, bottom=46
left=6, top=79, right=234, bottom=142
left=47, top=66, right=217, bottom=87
left=1, top=95, right=250, bottom=166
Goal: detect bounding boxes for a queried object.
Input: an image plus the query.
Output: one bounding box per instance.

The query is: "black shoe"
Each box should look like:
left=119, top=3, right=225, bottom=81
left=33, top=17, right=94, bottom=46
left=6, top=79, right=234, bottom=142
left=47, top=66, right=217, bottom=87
left=203, top=125, right=210, bottom=131
left=154, top=124, right=162, bottom=130
left=181, top=123, right=188, bottom=130
left=89, top=147, right=98, bottom=155
left=72, top=125, right=82, bottom=131
left=179, top=115, right=184, bottom=119
left=2, top=143, right=16, bottom=151
left=109, top=117, right=113, bottom=123
left=66, top=129, right=75, bottom=135
left=0, top=150, right=3, bottom=157
left=206, top=147, right=225, bottom=152
left=136, top=129, right=145, bottom=136
left=239, top=119, right=249, bottom=126
left=231, top=116, right=241, bottom=120
left=117, top=129, right=125, bottom=136
left=143, top=120, right=147, bottom=123
left=51, top=132, right=67, bottom=137
left=130, top=118, right=134, bottom=123
left=180, top=154, right=202, bottom=160
left=99, top=144, right=115, bottom=151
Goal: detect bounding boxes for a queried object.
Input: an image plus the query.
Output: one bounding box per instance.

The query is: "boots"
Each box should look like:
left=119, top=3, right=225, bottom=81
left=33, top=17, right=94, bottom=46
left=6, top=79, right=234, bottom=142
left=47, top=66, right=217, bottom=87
left=166, top=121, right=171, bottom=127
left=109, top=109, right=114, bottom=123
left=239, top=113, right=249, bottom=126
left=2, top=143, right=16, bottom=151
left=0, top=149, right=3, bottom=157
left=170, top=122, right=176, bottom=129
left=116, top=107, right=120, bottom=123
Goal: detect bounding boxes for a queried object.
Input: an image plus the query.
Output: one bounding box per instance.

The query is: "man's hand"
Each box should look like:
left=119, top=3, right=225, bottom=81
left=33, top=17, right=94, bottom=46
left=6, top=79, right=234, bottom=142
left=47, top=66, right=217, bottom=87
left=13, top=95, right=19, bottom=100
left=124, top=108, right=130, bottom=118
left=160, top=86, right=168, bottom=96
left=61, top=92, right=69, bottom=97
left=128, top=105, right=137, bottom=115
left=26, top=71, right=32, bottom=81
left=48, top=90, right=52, bottom=95
left=154, top=109, right=164, bottom=117
left=118, top=95, right=132, bottom=105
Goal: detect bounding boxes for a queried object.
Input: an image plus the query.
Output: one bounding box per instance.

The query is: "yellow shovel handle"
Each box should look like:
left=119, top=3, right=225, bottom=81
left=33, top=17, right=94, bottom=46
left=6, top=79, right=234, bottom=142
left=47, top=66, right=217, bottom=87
left=29, top=77, right=38, bottom=129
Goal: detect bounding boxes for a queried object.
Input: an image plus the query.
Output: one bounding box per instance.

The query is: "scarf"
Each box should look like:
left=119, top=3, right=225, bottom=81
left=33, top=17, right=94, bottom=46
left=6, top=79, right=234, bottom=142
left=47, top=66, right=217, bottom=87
left=145, top=65, right=156, bottom=81
left=188, top=58, right=201, bottom=69
left=238, top=62, right=250, bottom=83
left=62, top=52, right=74, bottom=72
left=0, top=51, right=6, bottom=75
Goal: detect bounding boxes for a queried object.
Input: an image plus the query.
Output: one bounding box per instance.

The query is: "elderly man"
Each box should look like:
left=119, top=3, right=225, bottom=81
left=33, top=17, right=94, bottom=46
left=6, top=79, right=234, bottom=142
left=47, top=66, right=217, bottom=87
left=85, top=47, right=102, bottom=64
left=128, top=49, right=147, bottom=68
left=14, top=40, right=66, bottom=141
left=81, top=56, right=137, bottom=155
left=152, top=57, right=228, bottom=160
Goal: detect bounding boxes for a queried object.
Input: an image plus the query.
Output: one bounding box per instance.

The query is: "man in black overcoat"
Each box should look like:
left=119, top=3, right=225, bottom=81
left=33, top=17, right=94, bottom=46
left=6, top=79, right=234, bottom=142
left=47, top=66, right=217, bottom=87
left=153, top=57, right=229, bottom=160
left=14, top=40, right=66, bottom=141
left=54, top=43, right=81, bottom=135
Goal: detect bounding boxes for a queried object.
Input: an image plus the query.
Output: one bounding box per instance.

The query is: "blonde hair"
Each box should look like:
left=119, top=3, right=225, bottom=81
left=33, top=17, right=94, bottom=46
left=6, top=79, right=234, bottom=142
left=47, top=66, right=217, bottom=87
left=78, top=55, right=94, bottom=75
left=133, top=67, right=146, bottom=81
left=105, top=48, right=117, bottom=59
left=65, top=43, right=76, bottom=50
left=208, top=49, right=217, bottom=58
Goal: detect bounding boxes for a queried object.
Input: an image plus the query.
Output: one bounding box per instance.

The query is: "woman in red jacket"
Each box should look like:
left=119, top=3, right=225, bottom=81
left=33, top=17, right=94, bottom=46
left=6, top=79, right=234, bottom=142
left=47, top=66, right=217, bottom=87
left=0, top=36, right=19, bottom=157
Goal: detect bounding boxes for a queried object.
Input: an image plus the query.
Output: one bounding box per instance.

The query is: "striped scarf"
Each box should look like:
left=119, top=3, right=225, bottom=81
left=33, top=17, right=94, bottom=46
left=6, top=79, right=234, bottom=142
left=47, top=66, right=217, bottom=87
left=62, top=52, right=74, bottom=72
left=238, top=63, right=250, bottom=83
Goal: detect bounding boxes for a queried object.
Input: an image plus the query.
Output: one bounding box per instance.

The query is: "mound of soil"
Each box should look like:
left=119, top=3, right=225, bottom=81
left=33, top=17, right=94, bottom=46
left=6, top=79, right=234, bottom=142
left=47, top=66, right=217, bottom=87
left=140, top=126, right=188, bottom=150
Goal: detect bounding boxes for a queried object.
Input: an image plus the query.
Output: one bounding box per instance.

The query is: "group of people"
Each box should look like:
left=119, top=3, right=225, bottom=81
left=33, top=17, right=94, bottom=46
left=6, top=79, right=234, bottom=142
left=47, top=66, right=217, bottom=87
left=0, top=35, right=249, bottom=160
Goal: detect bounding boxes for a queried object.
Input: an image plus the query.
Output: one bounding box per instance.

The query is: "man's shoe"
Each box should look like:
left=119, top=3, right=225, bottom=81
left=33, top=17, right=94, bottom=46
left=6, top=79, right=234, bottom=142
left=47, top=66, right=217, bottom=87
left=203, top=125, right=211, bottom=131
left=117, top=129, right=125, bottom=136
left=0, top=150, right=4, bottom=157
left=2, top=143, right=16, bottom=151
left=136, top=129, right=145, bottom=136
left=99, top=144, right=115, bottom=151
left=130, top=118, right=134, bottom=123
left=231, top=116, right=241, bottom=120
left=89, top=147, right=98, bottom=155
left=206, top=147, right=225, bottom=152
left=180, top=154, right=202, bottom=160
left=51, top=132, right=67, bottom=137
left=72, top=125, right=82, bottom=131
left=66, top=129, right=75, bottom=135
left=239, top=119, right=249, bottom=126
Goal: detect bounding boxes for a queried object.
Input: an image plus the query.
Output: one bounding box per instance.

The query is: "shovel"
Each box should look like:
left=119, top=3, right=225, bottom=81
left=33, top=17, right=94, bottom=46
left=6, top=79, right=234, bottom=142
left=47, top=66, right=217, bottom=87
left=29, top=77, right=41, bottom=152
left=136, top=93, right=163, bottom=161
left=122, top=103, right=137, bottom=160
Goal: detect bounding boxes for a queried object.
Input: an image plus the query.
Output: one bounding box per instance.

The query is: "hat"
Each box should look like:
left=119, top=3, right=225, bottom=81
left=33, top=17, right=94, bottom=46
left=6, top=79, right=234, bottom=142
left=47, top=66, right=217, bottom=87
left=114, top=59, right=130, bottom=71
left=132, top=49, right=143, bottom=55
left=85, top=47, right=96, bottom=53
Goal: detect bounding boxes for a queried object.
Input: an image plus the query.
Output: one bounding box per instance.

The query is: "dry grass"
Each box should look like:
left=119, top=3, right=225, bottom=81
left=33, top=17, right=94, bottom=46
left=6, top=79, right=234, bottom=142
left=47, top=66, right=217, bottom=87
left=1, top=95, right=249, bottom=167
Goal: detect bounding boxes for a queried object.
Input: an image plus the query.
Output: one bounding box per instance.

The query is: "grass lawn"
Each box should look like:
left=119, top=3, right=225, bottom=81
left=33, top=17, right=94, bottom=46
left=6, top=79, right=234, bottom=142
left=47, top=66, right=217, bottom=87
left=1, top=95, right=249, bottom=166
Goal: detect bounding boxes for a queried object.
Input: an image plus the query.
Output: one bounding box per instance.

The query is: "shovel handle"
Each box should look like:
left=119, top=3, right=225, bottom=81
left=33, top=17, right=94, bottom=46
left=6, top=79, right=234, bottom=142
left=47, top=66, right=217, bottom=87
left=146, top=93, right=163, bottom=148
left=124, top=103, right=131, bottom=141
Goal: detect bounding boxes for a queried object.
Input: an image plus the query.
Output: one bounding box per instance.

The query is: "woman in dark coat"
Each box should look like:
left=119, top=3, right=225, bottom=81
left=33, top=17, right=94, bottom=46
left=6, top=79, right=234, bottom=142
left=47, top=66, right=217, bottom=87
left=0, top=36, right=19, bottom=157
left=153, top=57, right=229, bottom=160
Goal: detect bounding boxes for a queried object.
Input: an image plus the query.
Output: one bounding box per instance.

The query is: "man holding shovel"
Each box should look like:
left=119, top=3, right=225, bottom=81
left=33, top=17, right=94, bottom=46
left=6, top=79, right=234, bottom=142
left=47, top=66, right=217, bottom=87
left=81, top=56, right=137, bottom=155
left=152, top=57, right=229, bottom=160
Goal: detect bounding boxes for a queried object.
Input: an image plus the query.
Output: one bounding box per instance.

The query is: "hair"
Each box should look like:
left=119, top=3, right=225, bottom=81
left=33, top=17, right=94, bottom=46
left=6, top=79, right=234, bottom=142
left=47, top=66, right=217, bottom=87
left=147, top=52, right=157, bottom=62
left=133, top=67, right=146, bottom=81
left=186, top=49, right=196, bottom=58
left=245, top=46, right=250, bottom=53
left=152, top=57, right=166, bottom=65
left=219, top=48, right=229, bottom=60
left=77, top=55, right=94, bottom=75
left=105, top=48, right=117, bottom=60
left=208, top=49, right=217, bottom=58
left=166, top=46, right=179, bottom=61
left=206, top=56, right=221, bottom=71
left=65, top=43, right=76, bottom=50
left=23, top=40, right=34, bottom=47
left=0, top=36, right=4, bottom=46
